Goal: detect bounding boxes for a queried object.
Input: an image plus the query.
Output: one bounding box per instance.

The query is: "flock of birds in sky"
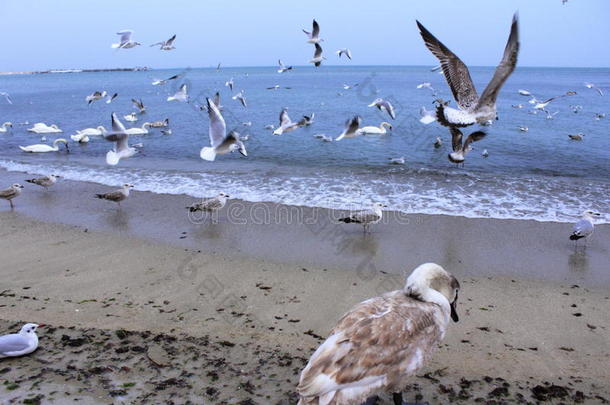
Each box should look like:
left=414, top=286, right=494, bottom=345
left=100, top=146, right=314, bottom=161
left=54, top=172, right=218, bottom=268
left=0, top=8, right=606, bottom=405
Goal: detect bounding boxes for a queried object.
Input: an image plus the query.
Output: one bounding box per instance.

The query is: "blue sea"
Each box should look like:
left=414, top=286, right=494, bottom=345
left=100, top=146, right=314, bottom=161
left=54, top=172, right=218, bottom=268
left=0, top=66, right=608, bottom=223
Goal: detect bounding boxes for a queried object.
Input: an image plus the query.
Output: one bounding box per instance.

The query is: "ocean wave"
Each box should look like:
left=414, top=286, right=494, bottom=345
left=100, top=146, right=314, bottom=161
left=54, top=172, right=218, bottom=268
left=1, top=158, right=608, bottom=224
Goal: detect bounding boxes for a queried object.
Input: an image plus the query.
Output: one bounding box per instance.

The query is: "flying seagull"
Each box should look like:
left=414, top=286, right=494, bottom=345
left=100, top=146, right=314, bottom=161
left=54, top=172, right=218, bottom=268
left=152, top=74, right=180, bottom=86
left=131, top=98, right=146, bottom=114
left=200, top=98, right=247, bottom=161
left=309, top=43, right=325, bottom=67
left=95, top=184, right=134, bottom=207
left=0, top=323, right=43, bottom=358
left=277, top=60, right=293, bottom=73
left=335, top=115, right=362, bottom=141
left=297, top=113, right=315, bottom=127
left=584, top=82, right=603, bottom=96
left=225, top=77, right=234, bottom=91
left=150, top=34, right=176, bottom=50
left=417, top=13, right=519, bottom=127
left=0, top=92, right=13, bottom=104
left=167, top=84, right=189, bottom=102
left=273, top=108, right=300, bottom=135
left=368, top=98, right=396, bottom=120
left=533, top=91, right=576, bottom=110
left=297, top=263, right=460, bottom=405
left=111, top=30, right=141, bottom=49
left=232, top=90, right=247, bottom=108
left=570, top=210, right=602, bottom=247
left=86, top=91, right=107, bottom=105
left=336, top=48, right=352, bottom=60
left=303, top=19, right=322, bottom=44
left=103, top=113, right=138, bottom=165
left=448, top=127, right=486, bottom=164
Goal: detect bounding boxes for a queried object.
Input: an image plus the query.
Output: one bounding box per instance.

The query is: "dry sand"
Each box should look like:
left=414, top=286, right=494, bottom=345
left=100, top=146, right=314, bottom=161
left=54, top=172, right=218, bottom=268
left=0, top=171, right=609, bottom=404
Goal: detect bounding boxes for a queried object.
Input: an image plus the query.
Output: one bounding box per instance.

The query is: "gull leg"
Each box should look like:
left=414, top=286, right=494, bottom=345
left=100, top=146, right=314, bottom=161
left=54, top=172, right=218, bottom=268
left=393, top=393, right=403, bottom=405
left=9, top=199, right=14, bottom=209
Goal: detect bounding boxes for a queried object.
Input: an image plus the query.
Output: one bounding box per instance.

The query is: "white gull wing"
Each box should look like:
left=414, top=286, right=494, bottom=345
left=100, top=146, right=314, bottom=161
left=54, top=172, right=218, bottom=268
left=117, top=30, right=133, bottom=45
left=476, top=14, right=520, bottom=110
left=572, top=218, right=593, bottom=238
left=0, top=334, right=30, bottom=355
left=279, top=109, right=292, bottom=127
left=207, top=97, right=226, bottom=148
left=416, top=21, right=478, bottom=110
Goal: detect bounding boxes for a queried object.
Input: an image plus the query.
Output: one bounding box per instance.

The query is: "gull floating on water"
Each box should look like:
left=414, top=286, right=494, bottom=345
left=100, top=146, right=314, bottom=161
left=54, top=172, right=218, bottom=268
left=0, top=91, right=12, bottom=104
left=336, top=48, right=352, bottom=60
left=389, top=156, right=405, bottom=165
left=570, top=210, right=601, bottom=247
left=518, top=126, right=528, bottom=132
left=124, top=113, right=138, bottom=122
left=148, top=118, right=169, bottom=128
left=570, top=105, right=582, bottom=114
left=309, top=43, right=325, bottom=67
left=188, top=192, right=230, bottom=213
left=511, top=104, right=524, bottom=109
left=273, top=108, right=301, bottom=135
left=568, top=133, right=585, bottom=141
left=103, top=113, right=138, bottom=165
left=0, top=184, right=24, bottom=209
left=152, top=74, right=180, bottom=86
left=482, top=149, right=489, bottom=158
left=20, top=138, right=69, bottom=153
left=167, top=84, right=189, bottom=102
left=448, top=127, right=486, bottom=164
left=314, top=133, right=333, bottom=142
left=357, top=121, right=392, bottom=136
left=0, top=122, right=13, bottom=133
left=95, top=184, right=134, bottom=207
left=297, top=263, right=460, bottom=405
left=335, top=115, right=362, bottom=141
left=232, top=90, right=247, bottom=108
left=303, top=19, right=322, bottom=44
left=132, top=98, right=146, bottom=114
left=369, top=98, right=396, bottom=120
left=0, top=323, right=42, bottom=358
left=277, top=60, right=293, bottom=73
left=342, top=83, right=359, bottom=90
left=584, top=82, right=603, bottom=96
left=111, top=30, right=141, bottom=49
left=338, top=202, right=387, bottom=232
left=417, top=13, right=519, bottom=127
left=594, top=113, right=605, bottom=120
left=150, top=34, right=176, bottom=50
left=26, top=174, right=60, bottom=190
left=200, top=98, right=247, bottom=161
left=297, top=113, right=315, bottom=127
left=434, top=137, right=443, bottom=148
left=27, top=123, right=62, bottom=134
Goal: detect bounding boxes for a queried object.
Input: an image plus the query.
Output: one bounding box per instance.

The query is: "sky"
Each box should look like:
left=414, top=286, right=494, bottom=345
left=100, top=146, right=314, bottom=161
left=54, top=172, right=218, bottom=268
left=2, top=0, right=609, bottom=72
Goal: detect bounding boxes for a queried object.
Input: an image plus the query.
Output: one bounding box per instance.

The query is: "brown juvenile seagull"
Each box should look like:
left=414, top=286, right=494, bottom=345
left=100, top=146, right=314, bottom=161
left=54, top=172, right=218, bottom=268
left=25, top=174, right=60, bottom=190
left=297, top=263, right=460, bottom=405
left=95, top=184, right=134, bottom=207
left=0, top=184, right=24, bottom=209
left=417, top=13, right=519, bottom=127
left=187, top=192, right=230, bottom=213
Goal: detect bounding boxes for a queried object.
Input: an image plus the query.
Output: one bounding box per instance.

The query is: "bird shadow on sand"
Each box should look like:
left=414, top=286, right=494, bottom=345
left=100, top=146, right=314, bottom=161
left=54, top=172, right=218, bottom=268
left=103, top=209, right=130, bottom=230
left=568, top=250, right=589, bottom=273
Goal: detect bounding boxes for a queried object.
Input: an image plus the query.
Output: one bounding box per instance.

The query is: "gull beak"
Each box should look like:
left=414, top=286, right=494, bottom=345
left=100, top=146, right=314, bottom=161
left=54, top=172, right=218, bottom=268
left=37, top=324, right=46, bottom=328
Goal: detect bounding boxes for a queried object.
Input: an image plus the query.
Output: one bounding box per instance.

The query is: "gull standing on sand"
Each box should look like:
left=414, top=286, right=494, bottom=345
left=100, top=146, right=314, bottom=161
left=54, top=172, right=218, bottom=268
left=27, top=123, right=62, bottom=134
left=95, top=184, right=134, bottom=207
left=336, top=48, right=352, bottom=60
left=417, top=14, right=519, bottom=127
left=309, top=43, right=325, bottom=67
left=0, top=184, right=24, bottom=209
left=369, top=98, right=396, bottom=120
left=570, top=210, right=601, bottom=246
left=0, top=91, right=13, bottom=104
left=86, top=91, right=107, bottom=105
left=111, top=30, right=141, bottom=49
left=232, top=90, right=247, bottom=108
left=303, top=19, right=322, bottom=44
left=297, top=263, right=460, bottom=405
left=150, top=34, right=176, bottom=50
left=200, top=98, right=247, bottom=162
left=188, top=192, right=230, bottom=213
left=0, top=323, right=42, bottom=358
left=338, top=202, right=386, bottom=232
left=103, top=113, right=138, bottom=165
left=335, top=115, right=362, bottom=141
left=273, top=109, right=301, bottom=135
left=20, top=138, right=69, bottom=153
left=167, top=84, right=189, bottom=102
left=448, top=127, right=486, bottom=164
left=26, top=174, right=60, bottom=190
left=278, top=60, right=293, bottom=73
left=0, top=122, right=13, bottom=133
left=152, top=74, right=180, bottom=86
left=132, top=98, right=146, bottom=114
left=584, top=82, right=603, bottom=96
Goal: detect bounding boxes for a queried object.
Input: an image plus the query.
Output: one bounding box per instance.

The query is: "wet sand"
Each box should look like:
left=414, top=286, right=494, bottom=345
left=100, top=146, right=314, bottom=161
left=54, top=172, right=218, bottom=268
left=0, top=170, right=609, bottom=404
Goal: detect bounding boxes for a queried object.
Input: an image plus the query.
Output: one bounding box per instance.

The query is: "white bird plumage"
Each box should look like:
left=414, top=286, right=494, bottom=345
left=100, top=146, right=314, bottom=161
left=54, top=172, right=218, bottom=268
left=0, top=323, right=42, bottom=358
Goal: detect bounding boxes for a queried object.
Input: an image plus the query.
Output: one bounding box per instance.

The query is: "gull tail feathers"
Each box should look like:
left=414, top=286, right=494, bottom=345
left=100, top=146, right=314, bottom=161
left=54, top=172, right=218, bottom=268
left=200, top=147, right=216, bottom=161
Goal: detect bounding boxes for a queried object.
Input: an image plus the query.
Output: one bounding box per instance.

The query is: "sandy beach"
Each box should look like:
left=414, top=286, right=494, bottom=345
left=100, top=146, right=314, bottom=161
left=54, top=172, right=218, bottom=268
left=0, top=170, right=609, bottom=404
